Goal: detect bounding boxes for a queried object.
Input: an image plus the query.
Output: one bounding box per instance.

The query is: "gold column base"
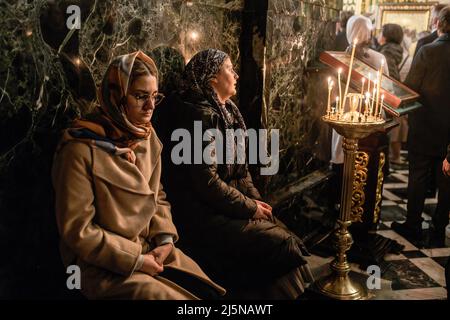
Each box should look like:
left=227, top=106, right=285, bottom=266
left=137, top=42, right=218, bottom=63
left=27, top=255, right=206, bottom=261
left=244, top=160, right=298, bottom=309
left=315, top=273, right=367, bottom=300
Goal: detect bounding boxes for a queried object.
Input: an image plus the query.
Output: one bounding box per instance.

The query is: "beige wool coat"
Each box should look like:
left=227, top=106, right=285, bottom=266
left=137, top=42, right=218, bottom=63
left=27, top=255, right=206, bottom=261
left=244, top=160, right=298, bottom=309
left=52, top=127, right=226, bottom=299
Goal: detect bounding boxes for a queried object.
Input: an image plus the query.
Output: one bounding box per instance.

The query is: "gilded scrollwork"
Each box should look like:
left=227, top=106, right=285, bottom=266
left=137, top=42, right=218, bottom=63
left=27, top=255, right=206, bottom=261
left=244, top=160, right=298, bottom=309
left=350, top=151, right=369, bottom=223
left=373, top=152, right=386, bottom=223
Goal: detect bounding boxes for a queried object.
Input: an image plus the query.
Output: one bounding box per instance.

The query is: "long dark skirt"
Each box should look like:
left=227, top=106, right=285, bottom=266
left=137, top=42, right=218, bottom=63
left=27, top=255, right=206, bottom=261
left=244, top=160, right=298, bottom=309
left=176, top=215, right=313, bottom=299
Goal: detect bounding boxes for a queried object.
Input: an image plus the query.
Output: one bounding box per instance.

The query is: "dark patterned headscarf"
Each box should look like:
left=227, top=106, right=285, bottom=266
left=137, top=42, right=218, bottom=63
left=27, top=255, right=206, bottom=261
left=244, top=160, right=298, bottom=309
left=184, top=49, right=246, bottom=132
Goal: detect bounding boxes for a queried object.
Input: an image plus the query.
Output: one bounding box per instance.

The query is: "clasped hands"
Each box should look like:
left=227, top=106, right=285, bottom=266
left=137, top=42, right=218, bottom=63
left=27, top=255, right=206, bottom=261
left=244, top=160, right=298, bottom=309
left=138, top=243, right=173, bottom=276
left=252, top=199, right=274, bottom=221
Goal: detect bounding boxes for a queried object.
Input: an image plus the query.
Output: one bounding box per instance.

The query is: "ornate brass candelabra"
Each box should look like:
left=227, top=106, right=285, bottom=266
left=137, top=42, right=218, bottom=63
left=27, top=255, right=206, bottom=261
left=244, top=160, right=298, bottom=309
left=316, top=105, right=385, bottom=300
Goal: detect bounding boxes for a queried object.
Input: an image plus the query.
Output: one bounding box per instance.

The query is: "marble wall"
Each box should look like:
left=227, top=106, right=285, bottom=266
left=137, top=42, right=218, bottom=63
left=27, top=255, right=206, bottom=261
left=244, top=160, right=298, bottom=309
left=78, top=0, right=243, bottom=85
left=0, top=0, right=245, bottom=298
left=263, top=0, right=341, bottom=189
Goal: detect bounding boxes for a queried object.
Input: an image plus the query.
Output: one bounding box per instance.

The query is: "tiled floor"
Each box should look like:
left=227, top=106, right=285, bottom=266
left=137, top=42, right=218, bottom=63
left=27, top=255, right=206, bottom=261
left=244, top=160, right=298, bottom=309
left=307, top=151, right=449, bottom=300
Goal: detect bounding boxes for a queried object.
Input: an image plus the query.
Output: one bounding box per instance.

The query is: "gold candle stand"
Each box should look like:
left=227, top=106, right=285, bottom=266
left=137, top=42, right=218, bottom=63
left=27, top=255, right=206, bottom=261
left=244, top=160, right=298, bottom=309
left=315, top=114, right=385, bottom=300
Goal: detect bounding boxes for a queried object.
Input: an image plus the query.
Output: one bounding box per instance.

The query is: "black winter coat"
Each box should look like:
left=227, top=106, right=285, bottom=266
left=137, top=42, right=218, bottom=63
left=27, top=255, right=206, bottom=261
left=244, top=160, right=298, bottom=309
left=379, top=42, right=403, bottom=81
left=404, top=34, right=450, bottom=158
left=154, top=91, right=309, bottom=288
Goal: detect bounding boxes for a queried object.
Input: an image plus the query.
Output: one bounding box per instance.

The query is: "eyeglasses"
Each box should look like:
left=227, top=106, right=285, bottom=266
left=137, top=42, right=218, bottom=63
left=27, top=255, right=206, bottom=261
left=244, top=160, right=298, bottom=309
left=130, top=92, right=165, bottom=106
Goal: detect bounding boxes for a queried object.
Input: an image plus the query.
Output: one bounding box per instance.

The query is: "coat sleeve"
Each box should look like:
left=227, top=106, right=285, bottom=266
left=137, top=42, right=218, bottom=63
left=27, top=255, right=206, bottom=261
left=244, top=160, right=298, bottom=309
left=447, top=144, right=450, bottom=162
left=238, top=169, right=263, bottom=201
left=404, top=46, right=426, bottom=92
left=187, top=112, right=258, bottom=220
left=413, top=37, right=424, bottom=58
left=147, top=155, right=179, bottom=244
left=380, top=47, right=399, bottom=80
left=52, top=142, right=142, bottom=277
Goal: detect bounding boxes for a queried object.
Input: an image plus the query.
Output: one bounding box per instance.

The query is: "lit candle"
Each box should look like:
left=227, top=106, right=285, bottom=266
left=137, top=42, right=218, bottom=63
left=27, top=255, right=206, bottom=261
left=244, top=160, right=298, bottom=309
left=342, top=38, right=358, bottom=113
left=327, top=77, right=333, bottom=115
left=358, top=95, right=363, bottom=115
left=379, top=94, right=385, bottom=118
left=371, top=87, right=377, bottom=116
left=360, top=78, right=366, bottom=96
left=375, top=60, right=384, bottom=120
left=338, top=68, right=342, bottom=113
left=336, top=96, right=340, bottom=118
left=359, top=78, right=366, bottom=115
left=367, top=73, right=372, bottom=98
left=365, top=92, right=370, bottom=116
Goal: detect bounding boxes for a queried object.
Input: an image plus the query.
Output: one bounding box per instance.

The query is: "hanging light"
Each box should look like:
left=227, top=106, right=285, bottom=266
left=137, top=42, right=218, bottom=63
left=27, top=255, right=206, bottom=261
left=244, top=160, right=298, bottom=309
left=188, top=30, right=199, bottom=41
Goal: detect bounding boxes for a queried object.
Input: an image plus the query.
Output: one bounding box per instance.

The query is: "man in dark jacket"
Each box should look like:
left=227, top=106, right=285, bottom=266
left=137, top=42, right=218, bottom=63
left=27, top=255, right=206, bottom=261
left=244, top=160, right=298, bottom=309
left=392, top=6, right=450, bottom=246
left=413, top=4, right=446, bottom=57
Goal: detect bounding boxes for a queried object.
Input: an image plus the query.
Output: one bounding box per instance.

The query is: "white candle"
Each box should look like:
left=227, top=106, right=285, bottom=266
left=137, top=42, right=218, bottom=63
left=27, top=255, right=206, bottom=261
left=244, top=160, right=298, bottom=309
left=327, top=77, right=332, bottom=115
left=365, top=92, right=370, bottom=116
left=375, top=60, right=384, bottom=120
left=338, top=68, right=342, bottom=113
left=379, top=94, right=385, bottom=118
left=342, top=38, right=358, bottom=112
left=371, top=87, right=376, bottom=116
left=335, top=96, right=340, bottom=117
left=360, top=78, right=366, bottom=95
left=359, top=78, right=366, bottom=115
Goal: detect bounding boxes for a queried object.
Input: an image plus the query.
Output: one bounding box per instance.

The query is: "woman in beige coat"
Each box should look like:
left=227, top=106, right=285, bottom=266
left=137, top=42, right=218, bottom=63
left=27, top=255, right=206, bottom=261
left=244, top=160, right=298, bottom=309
left=52, top=51, right=225, bottom=300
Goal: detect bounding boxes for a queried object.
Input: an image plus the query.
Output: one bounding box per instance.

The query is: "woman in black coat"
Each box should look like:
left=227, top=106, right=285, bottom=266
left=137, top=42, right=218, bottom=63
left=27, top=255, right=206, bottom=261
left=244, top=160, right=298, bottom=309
left=378, top=23, right=408, bottom=165
left=159, top=49, right=313, bottom=299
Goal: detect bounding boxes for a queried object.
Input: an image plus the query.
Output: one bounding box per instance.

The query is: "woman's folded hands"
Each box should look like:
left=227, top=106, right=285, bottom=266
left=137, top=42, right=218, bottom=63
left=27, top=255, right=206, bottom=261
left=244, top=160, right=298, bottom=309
left=139, top=243, right=174, bottom=276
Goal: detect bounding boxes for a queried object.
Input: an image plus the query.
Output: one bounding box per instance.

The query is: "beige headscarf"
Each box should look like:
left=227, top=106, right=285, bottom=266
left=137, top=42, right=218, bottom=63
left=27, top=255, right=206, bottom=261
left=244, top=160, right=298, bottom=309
left=62, top=51, right=159, bottom=163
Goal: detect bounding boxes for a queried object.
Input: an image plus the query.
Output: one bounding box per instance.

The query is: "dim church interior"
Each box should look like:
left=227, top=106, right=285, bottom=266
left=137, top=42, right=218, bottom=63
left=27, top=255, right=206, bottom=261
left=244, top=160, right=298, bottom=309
left=0, top=0, right=449, bottom=300
left=297, top=150, right=449, bottom=300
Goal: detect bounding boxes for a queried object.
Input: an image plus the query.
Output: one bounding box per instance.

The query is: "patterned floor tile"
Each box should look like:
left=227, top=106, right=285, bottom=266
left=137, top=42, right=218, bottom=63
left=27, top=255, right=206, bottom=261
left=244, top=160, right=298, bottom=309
left=380, top=205, right=406, bottom=221
left=431, top=256, right=449, bottom=269
left=409, top=258, right=446, bottom=287
left=377, top=230, right=418, bottom=251
left=382, top=260, right=441, bottom=290
left=372, top=287, right=447, bottom=300
left=420, top=248, right=450, bottom=257
left=390, top=173, right=408, bottom=183
left=382, top=189, right=403, bottom=201
left=403, top=250, right=428, bottom=259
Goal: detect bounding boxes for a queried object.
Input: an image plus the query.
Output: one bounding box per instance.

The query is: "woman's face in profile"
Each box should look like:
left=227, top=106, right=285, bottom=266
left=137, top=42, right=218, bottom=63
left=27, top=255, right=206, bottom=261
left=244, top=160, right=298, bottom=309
left=211, top=57, right=239, bottom=101
left=125, top=74, right=158, bottom=125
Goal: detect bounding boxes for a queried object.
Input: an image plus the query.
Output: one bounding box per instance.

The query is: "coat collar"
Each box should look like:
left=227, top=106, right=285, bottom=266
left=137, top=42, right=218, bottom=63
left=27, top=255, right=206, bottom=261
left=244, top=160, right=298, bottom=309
left=437, top=33, right=450, bottom=42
